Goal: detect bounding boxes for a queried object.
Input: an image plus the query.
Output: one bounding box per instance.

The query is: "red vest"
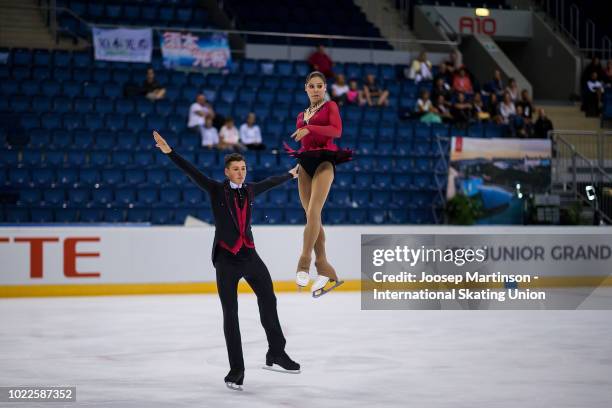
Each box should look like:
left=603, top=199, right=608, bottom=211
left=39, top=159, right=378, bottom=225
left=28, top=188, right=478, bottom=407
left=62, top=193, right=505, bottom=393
left=218, top=194, right=255, bottom=254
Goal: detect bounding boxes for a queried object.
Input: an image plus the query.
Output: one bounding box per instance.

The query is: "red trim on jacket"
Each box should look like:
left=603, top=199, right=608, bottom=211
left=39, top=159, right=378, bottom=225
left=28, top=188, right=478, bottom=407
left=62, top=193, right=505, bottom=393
left=218, top=194, right=255, bottom=255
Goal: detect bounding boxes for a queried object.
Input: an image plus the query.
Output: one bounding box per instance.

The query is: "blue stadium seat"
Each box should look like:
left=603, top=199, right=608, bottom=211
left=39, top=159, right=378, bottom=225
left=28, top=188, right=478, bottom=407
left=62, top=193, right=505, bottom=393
left=20, top=82, right=39, bottom=96
left=73, top=131, right=94, bottom=149
left=133, top=152, right=153, bottom=167
left=101, top=169, right=123, bottom=185
left=1, top=151, right=19, bottom=166
left=115, top=188, right=135, bottom=205
left=334, top=172, right=353, bottom=188
left=116, top=99, right=135, bottom=114
left=81, top=208, right=102, bottom=223
left=137, top=188, right=158, bottom=205
left=324, top=209, right=346, bottom=224
left=125, top=169, right=145, bottom=185
left=115, top=134, right=138, bottom=150
left=127, top=208, right=150, bottom=223
left=347, top=208, right=367, bottom=224
left=105, top=114, right=125, bottom=132
left=6, top=207, right=29, bottom=223
left=56, top=168, right=78, bottom=186
left=79, top=168, right=100, bottom=185
left=393, top=174, right=411, bottom=189
left=31, top=168, right=54, bottom=186
left=55, top=208, right=78, bottom=223
left=30, top=208, right=54, bottom=223
left=42, top=188, right=65, bottom=206
left=63, top=113, right=82, bottom=131
left=74, top=98, right=93, bottom=113
left=66, top=151, right=86, bottom=167
left=92, top=187, right=113, bottom=204
left=160, top=188, right=180, bottom=206
left=21, top=150, right=42, bottom=166
left=182, top=188, right=203, bottom=205
left=151, top=208, right=173, bottom=224
left=146, top=169, right=167, bottom=186
left=68, top=189, right=89, bottom=205
left=262, top=208, right=283, bottom=224
left=352, top=190, right=370, bottom=207
left=44, top=151, right=64, bottom=166
left=28, top=129, right=51, bottom=149
left=89, top=151, right=108, bottom=166
left=388, top=209, right=408, bottom=223
left=368, top=209, right=386, bottom=224
left=51, top=130, right=72, bottom=148
left=19, top=189, right=42, bottom=205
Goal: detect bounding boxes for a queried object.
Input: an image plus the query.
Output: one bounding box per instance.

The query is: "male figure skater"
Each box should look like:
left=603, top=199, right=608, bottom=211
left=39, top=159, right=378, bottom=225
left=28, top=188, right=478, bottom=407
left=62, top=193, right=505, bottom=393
left=153, top=131, right=301, bottom=391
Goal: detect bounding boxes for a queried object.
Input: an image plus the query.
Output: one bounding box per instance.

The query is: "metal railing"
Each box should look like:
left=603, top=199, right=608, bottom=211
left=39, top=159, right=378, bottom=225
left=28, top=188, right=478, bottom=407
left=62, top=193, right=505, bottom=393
left=538, top=0, right=612, bottom=59
left=4, top=2, right=457, bottom=61
left=550, top=131, right=612, bottom=224
left=432, top=135, right=451, bottom=224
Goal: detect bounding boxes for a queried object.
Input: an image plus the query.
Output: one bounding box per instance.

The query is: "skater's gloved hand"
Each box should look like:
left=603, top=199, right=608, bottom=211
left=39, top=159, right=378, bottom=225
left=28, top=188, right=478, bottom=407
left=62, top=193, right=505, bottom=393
left=153, top=130, right=172, bottom=154
left=291, top=127, right=309, bottom=142
left=288, top=164, right=299, bottom=178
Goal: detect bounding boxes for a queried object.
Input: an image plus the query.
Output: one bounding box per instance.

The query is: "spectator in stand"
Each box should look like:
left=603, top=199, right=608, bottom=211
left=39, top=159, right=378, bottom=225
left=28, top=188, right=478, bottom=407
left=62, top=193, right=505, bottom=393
left=239, top=112, right=265, bottom=151
left=488, top=93, right=502, bottom=124
left=435, top=95, right=453, bottom=123
left=534, top=108, right=554, bottom=138
left=445, top=49, right=462, bottom=73
left=505, top=78, right=520, bottom=102
left=452, top=67, right=473, bottom=95
left=451, top=92, right=473, bottom=128
left=517, top=89, right=534, bottom=123
left=141, top=68, right=166, bottom=101
left=472, top=93, right=490, bottom=122
left=512, top=106, right=528, bottom=137
left=431, top=77, right=451, bottom=105
left=581, top=56, right=605, bottom=88
left=484, top=69, right=504, bottom=96
left=346, top=80, right=363, bottom=105
left=219, top=117, right=246, bottom=152
left=363, top=74, right=390, bottom=107
left=585, top=72, right=605, bottom=116
left=407, top=51, right=433, bottom=84
left=200, top=117, right=220, bottom=149
left=499, top=92, right=516, bottom=124
left=187, top=94, right=215, bottom=134
left=433, top=62, right=453, bottom=88
left=331, top=74, right=349, bottom=106
left=415, top=89, right=433, bottom=116
left=308, top=45, right=334, bottom=79
left=604, top=60, right=612, bottom=86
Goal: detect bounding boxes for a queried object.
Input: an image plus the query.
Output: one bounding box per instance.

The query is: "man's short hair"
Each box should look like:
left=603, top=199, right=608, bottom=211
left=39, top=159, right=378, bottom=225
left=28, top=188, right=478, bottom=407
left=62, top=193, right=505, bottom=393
left=224, top=153, right=246, bottom=168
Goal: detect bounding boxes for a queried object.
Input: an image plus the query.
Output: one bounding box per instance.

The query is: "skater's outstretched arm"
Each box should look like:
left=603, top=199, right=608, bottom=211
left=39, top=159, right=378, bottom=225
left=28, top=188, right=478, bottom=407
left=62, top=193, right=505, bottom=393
left=153, top=131, right=218, bottom=193
left=251, top=165, right=299, bottom=196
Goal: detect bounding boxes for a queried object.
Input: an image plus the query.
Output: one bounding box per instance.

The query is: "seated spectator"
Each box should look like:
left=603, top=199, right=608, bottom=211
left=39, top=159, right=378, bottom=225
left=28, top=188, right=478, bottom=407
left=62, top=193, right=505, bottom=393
left=472, top=93, right=490, bottom=122
left=604, top=60, right=612, bottom=86
left=408, top=51, right=433, bottom=83
left=346, top=80, right=363, bottom=105
left=517, top=89, right=534, bottom=123
left=488, top=93, right=502, bottom=124
left=452, top=67, right=473, bottom=95
left=445, top=49, right=462, bottom=73
left=499, top=92, right=516, bottom=124
left=363, top=74, right=389, bottom=107
left=187, top=94, right=215, bottom=134
left=451, top=92, right=473, bottom=128
left=434, top=95, right=453, bottom=123
left=219, top=117, right=246, bottom=152
left=331, top=74, right=350, bottom=106
left=512, top=106, right=528, bottom=137
left=239, top=112, right=265, bottom=151
left=585, top=72, right=605, bottom=116
left=534, top=108, right=554, bottom=138
left=505, top=78, right=520, bottom=102
left=200, top=117, right=220, bottom=149
left=433, top=62, right=453, bottom=88
left=142, top=68, right=166, bottom=101
left=484, top=69, right=504, bottom=96
left=415, top=89, right=434, bottom=116
left=308, top=45, right=334, bottom=79
left=431, top=78, right=451, bottom=105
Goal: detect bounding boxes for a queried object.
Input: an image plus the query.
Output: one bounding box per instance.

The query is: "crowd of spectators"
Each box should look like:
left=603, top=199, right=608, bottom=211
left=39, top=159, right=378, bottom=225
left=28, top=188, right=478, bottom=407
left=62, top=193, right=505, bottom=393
left=581, top=56, right=612, bottom=117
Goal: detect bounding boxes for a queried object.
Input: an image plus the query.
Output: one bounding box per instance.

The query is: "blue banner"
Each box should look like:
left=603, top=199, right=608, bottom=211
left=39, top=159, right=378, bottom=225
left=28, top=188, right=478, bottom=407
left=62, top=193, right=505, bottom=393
left=160, top=31, right=231, bottom=71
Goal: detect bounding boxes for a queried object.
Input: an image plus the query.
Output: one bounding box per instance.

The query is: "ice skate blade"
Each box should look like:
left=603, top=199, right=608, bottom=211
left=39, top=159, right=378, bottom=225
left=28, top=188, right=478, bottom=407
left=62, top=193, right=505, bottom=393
left=225, top=382, right=243, bottom=391
left=312, top=280, right=345, bottom=298
left=262, top=364, right=301, bottom=374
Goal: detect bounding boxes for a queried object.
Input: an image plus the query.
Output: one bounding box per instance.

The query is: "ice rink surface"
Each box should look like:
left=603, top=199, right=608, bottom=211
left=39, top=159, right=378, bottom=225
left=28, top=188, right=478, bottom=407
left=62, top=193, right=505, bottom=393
left=1, top=291, right=612, bottom=408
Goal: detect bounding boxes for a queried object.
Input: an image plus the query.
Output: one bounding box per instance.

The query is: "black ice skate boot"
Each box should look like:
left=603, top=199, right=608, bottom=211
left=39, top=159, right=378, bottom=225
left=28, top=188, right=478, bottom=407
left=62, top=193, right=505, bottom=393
left=224, top=368, right=245, bottom=391
left=262, top=350, right=301, bottom=374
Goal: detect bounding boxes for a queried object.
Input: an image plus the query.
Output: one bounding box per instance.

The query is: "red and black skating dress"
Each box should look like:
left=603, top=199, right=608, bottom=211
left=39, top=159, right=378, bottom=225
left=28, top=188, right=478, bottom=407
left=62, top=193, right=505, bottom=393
left=284, top=100, right=352, bottom=177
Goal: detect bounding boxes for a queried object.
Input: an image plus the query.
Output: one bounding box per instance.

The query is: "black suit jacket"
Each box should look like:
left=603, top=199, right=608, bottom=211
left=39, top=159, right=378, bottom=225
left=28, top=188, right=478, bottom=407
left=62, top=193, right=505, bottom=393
left=166, top=150, right=293, bottom=264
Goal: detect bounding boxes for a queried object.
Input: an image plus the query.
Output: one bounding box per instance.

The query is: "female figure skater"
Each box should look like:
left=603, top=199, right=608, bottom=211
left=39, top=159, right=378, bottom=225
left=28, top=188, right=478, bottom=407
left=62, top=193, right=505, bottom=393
left=285, top=71, right=352, bottom=297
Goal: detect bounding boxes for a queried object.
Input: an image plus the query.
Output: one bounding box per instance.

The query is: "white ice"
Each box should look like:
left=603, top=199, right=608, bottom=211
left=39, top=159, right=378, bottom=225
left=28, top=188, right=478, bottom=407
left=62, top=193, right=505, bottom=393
left=1, top=292, right=612, bottom=408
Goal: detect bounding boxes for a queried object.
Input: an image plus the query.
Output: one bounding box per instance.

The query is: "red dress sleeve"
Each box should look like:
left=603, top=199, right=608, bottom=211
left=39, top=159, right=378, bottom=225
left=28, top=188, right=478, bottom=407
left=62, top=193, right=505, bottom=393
left=305, top=101, right=342, bottom=139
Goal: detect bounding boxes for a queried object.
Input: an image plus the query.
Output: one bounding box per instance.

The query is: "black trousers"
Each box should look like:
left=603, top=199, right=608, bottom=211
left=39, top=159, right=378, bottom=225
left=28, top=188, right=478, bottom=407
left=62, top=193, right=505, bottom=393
left=214, top=246, right=286, bottom=370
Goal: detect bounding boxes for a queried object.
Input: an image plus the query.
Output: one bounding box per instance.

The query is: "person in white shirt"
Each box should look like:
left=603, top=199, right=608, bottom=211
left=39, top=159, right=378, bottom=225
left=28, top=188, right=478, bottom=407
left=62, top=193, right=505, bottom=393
left=219, top=117, right=246, bottom=152
left=239, top=112, right=265, bottom=150
left=331, top=74, right=349, bottom=106
left=408, top=51, right=433, bottom=84
left=187, top=94, right=215, bottom=134
left=499, top=92, right=516, bottom=124
left=201, top=117, right=220, bottom=149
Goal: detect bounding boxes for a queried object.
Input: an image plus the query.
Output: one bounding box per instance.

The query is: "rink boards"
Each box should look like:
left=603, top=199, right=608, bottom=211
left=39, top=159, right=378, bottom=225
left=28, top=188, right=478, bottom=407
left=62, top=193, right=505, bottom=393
left=0, top=225, right=611, bottom=297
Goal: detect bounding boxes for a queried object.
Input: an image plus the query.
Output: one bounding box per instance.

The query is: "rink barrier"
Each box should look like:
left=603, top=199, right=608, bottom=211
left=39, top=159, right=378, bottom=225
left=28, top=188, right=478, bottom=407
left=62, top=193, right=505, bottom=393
left=1, top=276, right=611, bottom=297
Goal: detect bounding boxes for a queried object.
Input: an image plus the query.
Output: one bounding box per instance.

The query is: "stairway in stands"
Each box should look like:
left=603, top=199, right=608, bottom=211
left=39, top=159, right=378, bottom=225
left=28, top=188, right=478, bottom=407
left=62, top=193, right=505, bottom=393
left=0, top=0, right=86, bottom=49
